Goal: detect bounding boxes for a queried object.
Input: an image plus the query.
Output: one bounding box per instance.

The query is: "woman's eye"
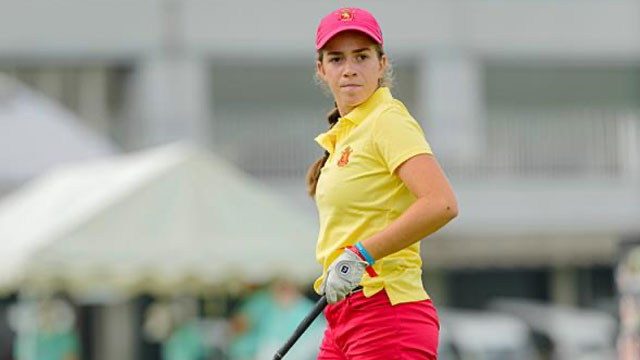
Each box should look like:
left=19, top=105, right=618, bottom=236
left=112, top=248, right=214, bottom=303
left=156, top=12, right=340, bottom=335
left=329, top=57, right=341, bottom=63
left=357, top=54, right=368, bottom=61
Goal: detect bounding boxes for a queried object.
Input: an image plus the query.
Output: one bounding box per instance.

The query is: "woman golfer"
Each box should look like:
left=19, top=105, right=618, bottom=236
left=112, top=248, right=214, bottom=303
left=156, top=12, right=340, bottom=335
left=307, top=7, right=458, bottom=360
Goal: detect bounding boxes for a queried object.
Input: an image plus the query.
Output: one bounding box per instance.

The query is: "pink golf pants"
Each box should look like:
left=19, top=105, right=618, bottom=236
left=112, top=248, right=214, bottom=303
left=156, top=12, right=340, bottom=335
left=318, top=289, right=440, bottom=360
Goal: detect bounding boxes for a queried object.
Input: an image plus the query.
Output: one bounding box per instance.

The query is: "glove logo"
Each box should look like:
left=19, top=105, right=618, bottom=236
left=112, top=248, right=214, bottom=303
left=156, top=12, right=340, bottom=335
left=338, top=262, right=351, bottom=276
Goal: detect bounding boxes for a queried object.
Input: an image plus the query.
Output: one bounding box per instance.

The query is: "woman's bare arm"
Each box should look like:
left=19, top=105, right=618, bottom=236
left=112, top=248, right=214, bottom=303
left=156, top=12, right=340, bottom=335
left=361, top=154, right=458, bottom=261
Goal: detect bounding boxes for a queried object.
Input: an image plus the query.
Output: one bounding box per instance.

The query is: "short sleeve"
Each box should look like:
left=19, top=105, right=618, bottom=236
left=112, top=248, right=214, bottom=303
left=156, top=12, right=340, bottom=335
left=372, top=107, right=433, bottom=173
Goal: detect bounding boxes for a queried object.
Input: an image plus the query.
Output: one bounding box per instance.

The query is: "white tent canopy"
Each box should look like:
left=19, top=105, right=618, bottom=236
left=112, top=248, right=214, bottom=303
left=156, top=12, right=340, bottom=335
left=0, top=143, right=320, bottom=298
left=0, top=74, right=116, bottom=183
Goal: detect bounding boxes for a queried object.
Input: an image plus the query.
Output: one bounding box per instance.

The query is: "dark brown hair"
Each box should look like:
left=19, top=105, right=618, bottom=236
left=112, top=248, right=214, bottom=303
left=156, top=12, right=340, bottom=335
left=306, top=44, right=392, bottom=197
left=305, top=107, right=340, bottom=196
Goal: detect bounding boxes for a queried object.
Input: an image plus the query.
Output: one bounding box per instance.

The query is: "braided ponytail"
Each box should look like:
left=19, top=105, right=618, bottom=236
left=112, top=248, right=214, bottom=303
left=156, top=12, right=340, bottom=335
left=306, top=107, right=340, bottom=197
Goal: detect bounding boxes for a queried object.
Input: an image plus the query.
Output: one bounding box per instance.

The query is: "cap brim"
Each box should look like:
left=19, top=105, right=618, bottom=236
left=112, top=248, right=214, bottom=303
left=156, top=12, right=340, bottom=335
left=316, top=25, right=383, bottom=50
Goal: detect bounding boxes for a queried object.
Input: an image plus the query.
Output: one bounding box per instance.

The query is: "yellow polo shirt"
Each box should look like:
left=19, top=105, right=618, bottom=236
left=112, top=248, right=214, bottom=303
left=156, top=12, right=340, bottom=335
left=313, top=87, right=434, bottom=305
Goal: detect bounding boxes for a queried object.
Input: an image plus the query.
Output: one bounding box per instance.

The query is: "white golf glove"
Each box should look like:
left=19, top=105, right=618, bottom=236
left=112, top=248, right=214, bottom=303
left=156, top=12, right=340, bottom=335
left=320, top=248, right=368, bottom=304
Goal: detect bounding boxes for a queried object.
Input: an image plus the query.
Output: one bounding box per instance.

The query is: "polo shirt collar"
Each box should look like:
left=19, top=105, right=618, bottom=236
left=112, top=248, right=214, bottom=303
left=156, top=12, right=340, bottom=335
left=343, top=86, right=392, bottom=125
left=314, top=87, right=393, bottom=153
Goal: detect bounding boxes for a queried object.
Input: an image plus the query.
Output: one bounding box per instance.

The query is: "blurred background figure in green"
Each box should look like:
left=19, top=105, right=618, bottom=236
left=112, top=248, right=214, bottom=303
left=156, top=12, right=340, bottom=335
left=9, top=296, right=79, bottom=360
left=228, top=278, right=325, bottom=360
left=144, top=297, right=207, bottom=360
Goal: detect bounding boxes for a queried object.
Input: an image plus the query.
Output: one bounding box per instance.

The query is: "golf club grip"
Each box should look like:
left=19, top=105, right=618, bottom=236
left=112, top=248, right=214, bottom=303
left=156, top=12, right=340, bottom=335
left=273, top=295, right=328, bottom=360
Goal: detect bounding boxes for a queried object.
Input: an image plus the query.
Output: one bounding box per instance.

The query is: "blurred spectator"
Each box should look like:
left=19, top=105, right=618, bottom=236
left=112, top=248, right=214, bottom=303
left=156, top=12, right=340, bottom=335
left=8, top=296, right=79, bottom=360
left=143, top=296, right=207, bottom=360
left=0, top=301, right=16, bottom=360
left=617, top=245, right=640, bottom=360
left=227, top=279, right=325, bottom=360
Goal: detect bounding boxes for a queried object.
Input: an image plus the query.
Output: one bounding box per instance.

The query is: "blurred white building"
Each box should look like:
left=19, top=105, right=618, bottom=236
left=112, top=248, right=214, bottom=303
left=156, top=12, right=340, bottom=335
left=1, top=0, right=639, bottom=310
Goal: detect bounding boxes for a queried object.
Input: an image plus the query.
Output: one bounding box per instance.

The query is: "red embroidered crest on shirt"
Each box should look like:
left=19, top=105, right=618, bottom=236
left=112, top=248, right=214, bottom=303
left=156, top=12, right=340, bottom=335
left=337, top=146, right=352, bottom=167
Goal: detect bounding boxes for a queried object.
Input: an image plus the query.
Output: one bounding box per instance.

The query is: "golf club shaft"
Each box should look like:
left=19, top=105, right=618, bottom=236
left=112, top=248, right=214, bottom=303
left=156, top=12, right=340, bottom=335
left=273, top=295, right=328, bottom=360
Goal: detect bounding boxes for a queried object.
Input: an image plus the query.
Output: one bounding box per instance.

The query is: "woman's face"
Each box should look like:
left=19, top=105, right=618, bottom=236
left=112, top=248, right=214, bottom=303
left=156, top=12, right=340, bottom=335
left=317, top=31, right=387, bottom=115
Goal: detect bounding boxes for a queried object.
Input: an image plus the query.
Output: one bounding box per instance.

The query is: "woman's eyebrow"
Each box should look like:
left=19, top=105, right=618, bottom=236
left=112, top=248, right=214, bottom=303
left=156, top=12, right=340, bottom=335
left=326, top=47, right=372, bottom=56
left=351, top=47, right=371, bottom=54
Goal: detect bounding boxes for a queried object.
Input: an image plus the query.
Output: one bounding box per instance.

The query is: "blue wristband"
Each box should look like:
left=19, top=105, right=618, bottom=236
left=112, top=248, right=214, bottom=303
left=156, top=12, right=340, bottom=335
left=355, top=242, right=375, bottom=265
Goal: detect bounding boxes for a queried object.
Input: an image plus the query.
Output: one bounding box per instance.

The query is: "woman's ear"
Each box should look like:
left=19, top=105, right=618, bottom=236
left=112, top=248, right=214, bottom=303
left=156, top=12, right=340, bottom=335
left=316, top=60, right=326, bottom=82
left=379, top=54, right=388, bottom=79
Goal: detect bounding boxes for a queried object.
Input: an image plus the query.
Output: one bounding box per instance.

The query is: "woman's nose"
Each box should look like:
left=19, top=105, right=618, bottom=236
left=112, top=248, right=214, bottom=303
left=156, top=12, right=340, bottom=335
left=343, top=61, right=357, bottom=77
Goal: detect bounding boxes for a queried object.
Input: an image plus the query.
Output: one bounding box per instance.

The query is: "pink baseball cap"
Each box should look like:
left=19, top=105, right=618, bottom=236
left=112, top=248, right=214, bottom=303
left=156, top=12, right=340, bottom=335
left=315, top=7, right=383, bottom=50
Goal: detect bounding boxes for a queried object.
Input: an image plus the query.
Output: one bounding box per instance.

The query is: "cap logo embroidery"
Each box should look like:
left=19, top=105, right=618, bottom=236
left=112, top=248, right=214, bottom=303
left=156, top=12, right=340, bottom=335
left=339, top=8, right=354, bottom=22
left=337, top=146, right=352, bottom=167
